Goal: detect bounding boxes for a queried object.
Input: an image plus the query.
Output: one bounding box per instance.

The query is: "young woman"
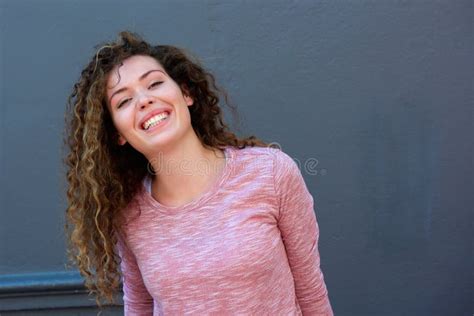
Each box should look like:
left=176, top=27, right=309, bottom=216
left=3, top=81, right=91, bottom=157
left=64, top=31, right=333, bottom=315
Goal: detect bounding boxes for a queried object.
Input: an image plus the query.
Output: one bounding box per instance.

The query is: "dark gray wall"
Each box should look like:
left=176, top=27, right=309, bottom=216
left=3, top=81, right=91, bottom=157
left=0, top=0, right=472, bottom=315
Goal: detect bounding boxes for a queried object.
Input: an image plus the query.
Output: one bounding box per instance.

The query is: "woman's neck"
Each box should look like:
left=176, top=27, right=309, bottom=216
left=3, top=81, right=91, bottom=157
left=147, top=137, right=226, bottom=207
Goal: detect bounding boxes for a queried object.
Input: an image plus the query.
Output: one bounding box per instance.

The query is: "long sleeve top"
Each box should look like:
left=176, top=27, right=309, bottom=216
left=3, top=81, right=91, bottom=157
left=115, top=145, right=333, bottom=315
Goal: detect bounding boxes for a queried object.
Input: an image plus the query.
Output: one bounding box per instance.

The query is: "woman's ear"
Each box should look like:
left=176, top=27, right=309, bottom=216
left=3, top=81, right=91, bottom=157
left=118, top=134, right=127, bottom=146
left=181, top=85, right=194, bottom=106
left=184, top=94, right=194, bottom=106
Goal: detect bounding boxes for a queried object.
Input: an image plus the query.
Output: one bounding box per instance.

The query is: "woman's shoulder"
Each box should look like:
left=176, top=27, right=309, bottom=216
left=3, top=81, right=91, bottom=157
left=230, top=144, right=281, bottom=159
left=230, top=145, right=278, bottom=166
left=229, top=144, right=297, bottom=176
left=235, top=144, right=294, bottom=160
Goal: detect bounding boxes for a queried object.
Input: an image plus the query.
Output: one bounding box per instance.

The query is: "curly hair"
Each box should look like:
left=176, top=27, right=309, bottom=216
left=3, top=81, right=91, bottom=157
left=63, top=31, right=270, bottom=306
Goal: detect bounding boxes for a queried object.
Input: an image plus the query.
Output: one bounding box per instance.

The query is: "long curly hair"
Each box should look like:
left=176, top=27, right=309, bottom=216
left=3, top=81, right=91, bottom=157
left=63, top=31, right=269, bottom=305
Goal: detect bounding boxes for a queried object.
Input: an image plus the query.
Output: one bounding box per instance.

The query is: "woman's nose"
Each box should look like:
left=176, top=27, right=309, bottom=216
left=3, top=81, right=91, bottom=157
left=137, top=92, right=154, bottom=109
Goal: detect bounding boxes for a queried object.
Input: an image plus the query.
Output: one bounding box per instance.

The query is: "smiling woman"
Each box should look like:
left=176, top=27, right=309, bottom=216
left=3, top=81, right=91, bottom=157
left=63, top=31, right=333, bottom=315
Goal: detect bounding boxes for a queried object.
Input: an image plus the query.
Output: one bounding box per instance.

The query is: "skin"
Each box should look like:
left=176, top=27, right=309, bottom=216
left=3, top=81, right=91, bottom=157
left=106, top=55, right=226, bottom=207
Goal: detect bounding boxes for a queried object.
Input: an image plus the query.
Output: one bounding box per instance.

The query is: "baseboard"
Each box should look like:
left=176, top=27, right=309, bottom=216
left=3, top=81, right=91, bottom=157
left=0, top=271, right=123, bottom=312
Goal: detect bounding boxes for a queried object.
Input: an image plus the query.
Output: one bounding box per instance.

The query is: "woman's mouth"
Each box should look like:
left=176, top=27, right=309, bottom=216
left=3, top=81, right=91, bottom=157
left=142, top=111, right=171, bottom=131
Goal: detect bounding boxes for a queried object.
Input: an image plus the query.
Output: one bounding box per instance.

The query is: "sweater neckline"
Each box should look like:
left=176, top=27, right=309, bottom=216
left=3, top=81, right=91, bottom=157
left=142, top=146, right=235, bottom=212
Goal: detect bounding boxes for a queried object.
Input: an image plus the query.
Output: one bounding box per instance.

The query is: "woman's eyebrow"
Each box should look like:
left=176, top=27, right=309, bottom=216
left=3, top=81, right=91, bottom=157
left=109, top=69, right=165, bottom=103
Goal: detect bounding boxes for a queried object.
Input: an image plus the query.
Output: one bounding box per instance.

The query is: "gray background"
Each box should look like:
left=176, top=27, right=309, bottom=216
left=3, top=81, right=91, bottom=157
left=0, top=0, right=472, bottom=315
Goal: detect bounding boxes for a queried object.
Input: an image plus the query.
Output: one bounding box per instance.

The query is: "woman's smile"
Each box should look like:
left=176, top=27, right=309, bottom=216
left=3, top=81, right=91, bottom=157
left=142, top=110, right=171, bottom=133
left=139, top=107, right=173, bottom=130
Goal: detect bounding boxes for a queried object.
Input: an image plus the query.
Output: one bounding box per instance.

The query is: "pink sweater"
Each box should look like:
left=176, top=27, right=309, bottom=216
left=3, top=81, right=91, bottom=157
left=116, top=146, right=333, bottom=315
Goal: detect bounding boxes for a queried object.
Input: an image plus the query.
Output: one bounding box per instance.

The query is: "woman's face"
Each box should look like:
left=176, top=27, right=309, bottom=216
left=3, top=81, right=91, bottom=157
left=105, top=55, right=194, bottom=156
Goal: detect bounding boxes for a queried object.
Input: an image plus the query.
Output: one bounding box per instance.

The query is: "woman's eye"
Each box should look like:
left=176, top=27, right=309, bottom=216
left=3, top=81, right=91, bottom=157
left=149, top=81, right=163, bottom=89
left=117, top=98, right=131, bottom=108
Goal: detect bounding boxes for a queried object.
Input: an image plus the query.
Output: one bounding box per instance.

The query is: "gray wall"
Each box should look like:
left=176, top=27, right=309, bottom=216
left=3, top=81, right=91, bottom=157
left=0, top=0, right=472, bottom=315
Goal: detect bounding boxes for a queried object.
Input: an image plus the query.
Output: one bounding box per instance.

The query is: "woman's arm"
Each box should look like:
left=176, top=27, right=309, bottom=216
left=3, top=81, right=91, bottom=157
left=116, top=232, right=154, bottom=315
left=273, top=149, right=334, bottom=315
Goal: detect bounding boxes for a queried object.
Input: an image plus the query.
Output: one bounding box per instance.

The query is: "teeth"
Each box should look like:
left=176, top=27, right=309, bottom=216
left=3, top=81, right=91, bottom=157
left=143, top=112, right=169, bottom=130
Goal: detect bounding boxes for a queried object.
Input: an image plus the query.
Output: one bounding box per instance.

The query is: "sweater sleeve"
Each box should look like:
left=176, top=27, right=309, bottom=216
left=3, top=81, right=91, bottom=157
left=116, top=232, right=154, bottom=315
left=273, top=150, right=334, bottom=316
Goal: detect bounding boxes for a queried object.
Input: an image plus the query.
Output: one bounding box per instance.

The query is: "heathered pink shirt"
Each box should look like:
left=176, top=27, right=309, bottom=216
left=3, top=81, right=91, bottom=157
left=116, top=146, right=333, bottom=315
